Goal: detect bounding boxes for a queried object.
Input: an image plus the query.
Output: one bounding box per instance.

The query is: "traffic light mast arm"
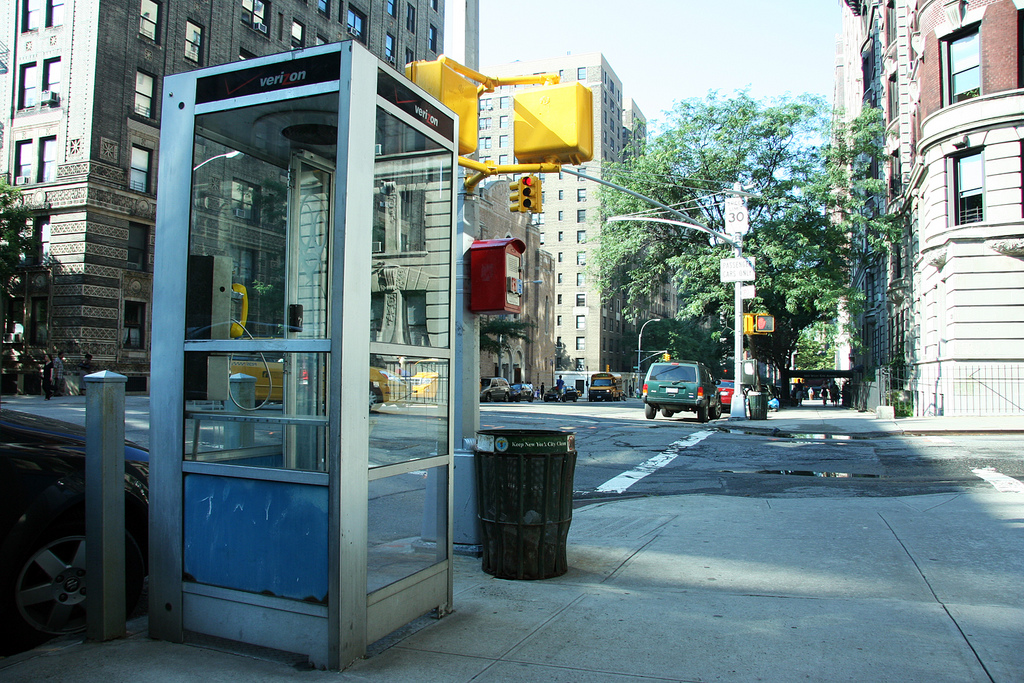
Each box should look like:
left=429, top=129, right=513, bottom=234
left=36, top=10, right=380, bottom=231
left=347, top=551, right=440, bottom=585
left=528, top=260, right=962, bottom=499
left=460, top=157, right=560, bottom=193
left=436, top=56, right=559, bottom=93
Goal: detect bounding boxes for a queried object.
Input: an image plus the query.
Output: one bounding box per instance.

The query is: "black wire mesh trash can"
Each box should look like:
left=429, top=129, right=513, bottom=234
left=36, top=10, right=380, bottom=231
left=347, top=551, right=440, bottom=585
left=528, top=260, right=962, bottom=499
left=475, top=429, right=577, bottom=580
left=747, top=391, right=768, bottom=420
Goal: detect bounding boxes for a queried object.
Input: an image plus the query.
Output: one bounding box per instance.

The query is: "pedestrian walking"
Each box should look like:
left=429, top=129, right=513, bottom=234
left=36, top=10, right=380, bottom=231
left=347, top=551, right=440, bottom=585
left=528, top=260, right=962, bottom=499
left=52, top=351, right=66, bottom=397
left=829, top=380, right=840, bottom=406
left=42, top=354, right=54, bottom=399
left=822, top=384, right=829, bottom=406
left=78, top=353, right=94, bottom=395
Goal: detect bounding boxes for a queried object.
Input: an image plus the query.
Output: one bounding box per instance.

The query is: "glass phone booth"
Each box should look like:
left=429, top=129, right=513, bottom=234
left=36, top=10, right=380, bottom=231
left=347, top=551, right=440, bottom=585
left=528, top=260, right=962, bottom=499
left=149, top=42, right=456, bottom=669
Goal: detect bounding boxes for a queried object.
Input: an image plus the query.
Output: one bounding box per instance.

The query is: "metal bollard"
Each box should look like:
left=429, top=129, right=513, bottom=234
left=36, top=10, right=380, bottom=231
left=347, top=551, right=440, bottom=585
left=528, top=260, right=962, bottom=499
left=85, top=370, right=127, bottom=641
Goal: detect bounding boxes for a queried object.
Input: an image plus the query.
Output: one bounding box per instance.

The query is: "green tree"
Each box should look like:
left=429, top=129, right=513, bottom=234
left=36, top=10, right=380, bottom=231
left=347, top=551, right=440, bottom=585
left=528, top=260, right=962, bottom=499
left=0, top=180, right=32, bottom=296
left=594, top=93, right=895, bottom=374
left=479, top=316, right=532, bottom=355
left=1, top=180, right=33, bottom=400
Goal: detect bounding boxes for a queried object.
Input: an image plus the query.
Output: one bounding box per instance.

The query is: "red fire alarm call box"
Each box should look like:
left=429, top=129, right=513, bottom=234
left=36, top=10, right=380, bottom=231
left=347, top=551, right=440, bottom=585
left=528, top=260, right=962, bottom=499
left=469, top=238, right=526, bottom=314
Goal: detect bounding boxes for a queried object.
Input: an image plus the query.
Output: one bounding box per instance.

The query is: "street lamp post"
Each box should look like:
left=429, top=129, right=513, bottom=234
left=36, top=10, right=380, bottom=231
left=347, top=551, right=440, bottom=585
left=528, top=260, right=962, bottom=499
left=192, top=149, right=242, bottom=172
left=637, top=318, right=662, bottom=384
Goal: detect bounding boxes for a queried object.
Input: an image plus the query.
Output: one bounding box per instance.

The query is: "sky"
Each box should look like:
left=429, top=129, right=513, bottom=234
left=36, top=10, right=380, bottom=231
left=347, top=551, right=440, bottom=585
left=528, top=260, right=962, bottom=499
left=471, top=0, right=842, bottom=131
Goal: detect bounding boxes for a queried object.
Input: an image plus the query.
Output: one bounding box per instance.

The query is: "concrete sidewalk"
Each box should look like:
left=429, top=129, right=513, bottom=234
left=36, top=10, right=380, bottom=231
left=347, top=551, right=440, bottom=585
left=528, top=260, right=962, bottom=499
left=2, top=398, right=1023, bottom=681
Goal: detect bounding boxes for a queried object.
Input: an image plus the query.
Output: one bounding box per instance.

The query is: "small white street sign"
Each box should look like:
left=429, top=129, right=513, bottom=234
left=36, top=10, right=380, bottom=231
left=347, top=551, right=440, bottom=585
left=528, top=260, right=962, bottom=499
left=724, top=196, right=749, bottom=235
left=720, top=256, right=756, bottom=282
left=742, top=284, right=756, bottom=299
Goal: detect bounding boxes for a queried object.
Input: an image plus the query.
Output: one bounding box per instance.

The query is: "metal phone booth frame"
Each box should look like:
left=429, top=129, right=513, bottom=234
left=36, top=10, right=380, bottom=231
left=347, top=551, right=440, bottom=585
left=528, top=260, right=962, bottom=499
left=149, top=41, right=457, bottom=669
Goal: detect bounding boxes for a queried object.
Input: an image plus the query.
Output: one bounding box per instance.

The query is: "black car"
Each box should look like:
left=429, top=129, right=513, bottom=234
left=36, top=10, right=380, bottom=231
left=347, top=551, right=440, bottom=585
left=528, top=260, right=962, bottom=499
left=0, top=410, right=149, bottom=655
left=543, top=386, right=579, bottom=402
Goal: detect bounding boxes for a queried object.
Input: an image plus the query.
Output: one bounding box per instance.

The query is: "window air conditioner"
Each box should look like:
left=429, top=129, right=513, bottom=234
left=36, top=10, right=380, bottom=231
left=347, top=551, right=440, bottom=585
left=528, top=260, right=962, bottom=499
left=371, top=241, right=384, bottom=253
left=16, top=176, right=31, bottom=185
left=253, top=21, right=267, bottom=33
left=386, top=55, right=396, bottom=64
left=347, top=26, right=359, bottom=35
left=41, top=90, right=60, bottom=106
left=234, top=208, right=251, bottom=219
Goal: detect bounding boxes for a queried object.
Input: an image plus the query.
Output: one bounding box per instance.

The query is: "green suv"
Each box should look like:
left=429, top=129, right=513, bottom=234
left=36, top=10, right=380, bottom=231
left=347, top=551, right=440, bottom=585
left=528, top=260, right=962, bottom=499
left=642, top=360, right=723, bottom=423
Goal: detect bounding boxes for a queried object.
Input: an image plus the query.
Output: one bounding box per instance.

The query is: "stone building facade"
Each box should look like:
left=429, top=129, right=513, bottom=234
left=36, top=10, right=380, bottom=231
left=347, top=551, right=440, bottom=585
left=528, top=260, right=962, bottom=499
left=2, top=0, right=444, bottom=393
left=838, top=0, right=1024, bottom=415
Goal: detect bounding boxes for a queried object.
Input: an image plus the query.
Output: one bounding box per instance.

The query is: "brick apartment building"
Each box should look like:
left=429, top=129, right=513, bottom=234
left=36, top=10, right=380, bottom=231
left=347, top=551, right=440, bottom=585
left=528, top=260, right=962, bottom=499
left=2, top=0, right=445, bottom=394
left=837, top=0, right=1024, bottom=414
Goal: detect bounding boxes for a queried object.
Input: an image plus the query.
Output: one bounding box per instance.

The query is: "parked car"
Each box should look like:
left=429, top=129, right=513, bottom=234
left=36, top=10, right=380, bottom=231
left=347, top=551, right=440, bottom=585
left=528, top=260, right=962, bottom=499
left=718, top=379, right=735, bottom=408
left=480, top=377, right=512, bottom=402
left=0, top=410, right=149, bottom=655
left=642, top=360, right=723, bottom=423
left=544, top=386, right=579, bottom=402
left=511, top=383, right=535, bottom=402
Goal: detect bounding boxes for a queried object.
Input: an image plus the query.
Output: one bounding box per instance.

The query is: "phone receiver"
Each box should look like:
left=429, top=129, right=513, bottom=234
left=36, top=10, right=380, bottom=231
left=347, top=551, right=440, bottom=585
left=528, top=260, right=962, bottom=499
left=230, top=283, right=248, bottom=338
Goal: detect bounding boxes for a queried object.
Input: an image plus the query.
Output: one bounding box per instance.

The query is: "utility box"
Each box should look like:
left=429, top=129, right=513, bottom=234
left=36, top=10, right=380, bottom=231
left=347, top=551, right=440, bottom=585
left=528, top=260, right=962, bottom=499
left=469, top=238, right=526, bottom=314
left=514, top=82, right=593, bottom=165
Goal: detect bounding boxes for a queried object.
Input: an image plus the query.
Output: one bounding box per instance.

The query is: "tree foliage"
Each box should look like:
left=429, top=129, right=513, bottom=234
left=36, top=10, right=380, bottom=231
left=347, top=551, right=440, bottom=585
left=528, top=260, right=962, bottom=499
left=0, top=180, right=33, bottom=296
left=594, top=93, right=896, bottom=372
left=479, top=316, right=533, bottom=355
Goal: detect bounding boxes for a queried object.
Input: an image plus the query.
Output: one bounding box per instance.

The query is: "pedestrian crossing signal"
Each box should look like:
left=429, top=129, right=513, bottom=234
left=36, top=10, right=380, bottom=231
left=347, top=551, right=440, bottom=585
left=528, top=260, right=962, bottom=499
left=744, top=313, right=774, bottom=334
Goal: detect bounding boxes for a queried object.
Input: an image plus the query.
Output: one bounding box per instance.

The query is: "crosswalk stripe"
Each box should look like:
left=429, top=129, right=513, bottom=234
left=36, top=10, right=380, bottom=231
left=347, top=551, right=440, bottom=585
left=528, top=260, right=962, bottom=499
left=595, top=430, right=715, bottom=494
left=971, top=467, right=1024, bottom=494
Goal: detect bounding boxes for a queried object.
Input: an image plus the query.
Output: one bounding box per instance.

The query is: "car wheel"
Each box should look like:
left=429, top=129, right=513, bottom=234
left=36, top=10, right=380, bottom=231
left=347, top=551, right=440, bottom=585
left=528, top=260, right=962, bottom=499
left=3, top=523, right=145, bottom=653
left=661, top=408, right=674, bottom=418
left=482, top=392, right=490, bottom=403
left=710, top=402, right=722, bottom=420
left=697, top=404, right=709, bottom=423
left=503, top=392, right=510, bottom=402
left=644, top=403, right=656, bottom=419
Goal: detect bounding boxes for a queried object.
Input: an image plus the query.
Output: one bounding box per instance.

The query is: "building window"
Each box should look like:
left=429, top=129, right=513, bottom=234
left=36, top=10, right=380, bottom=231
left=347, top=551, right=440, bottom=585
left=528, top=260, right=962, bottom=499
left=291, top=19, right=305, bottom=48
left=577, top=251, right=586, bottom=266
left=557, top=211, right=564, bottom=221
left=557, top=273, right=563, bottom=284
left=406, top=3, right=416, bottom=32
left=577, top=272, right=585, bottom=286
left=557, top=231, right=564, bottom=241
left=406, top=48, right=414, bottom=65
left=15, top=141, right=33, bottom=184
left=431, top=0, right=438, bottom=9
left=127, top=222, right=149, bottom=271
left=576, top=293, right=585, bottom=306
left=499, top=115, right=509, bottom=128
left=428, top=24, right=437, bottom=52
left=315, top=33, right=327, bottom=45
left=576, top=336, right=585, bottom=350
left=185, top=21, right=203, bottom=63
left=135, top=71, right=154, bottom=117
left=577, top=229, right=586, bottom=243
left=499, top=96, right=511, bottom=108
left=577, top=188, right=586, bottom=201
left=39, top=137, right=57, bottom=183
left=577, top=209, right=586, bottom=222
left=130, top=147, right=151, bottom=193
left=41, top=58, right=61, bottom=103
left=577, top=66, right=586, bottom=81
left=557, top=251, right=563, bottom=262
left=576, top=315, right=585, bottom=329
left=231, top=180, right=256, bottom=220
left=387, top=0, right=396, bottom=17
left=140, top=0, right=159, bottom=40
left=479, top=117, right=491, bottom=130
left=123, top=301, right=146, bottom=349
left=47, top=0, right=64, bottom=26
left=31, top=298, right=49, bottom=345
left=22, top=0, right=42, bottom=32
left=242, top=0, right=268, bottom=33
left=498, top=154, right=509, bottom=165
left=317, top=0, right=328, bottom=17
left=481, top=137, right=492, bottom=150
left=347, top=8, right=365, bottom=42
left=945, top=30, right=980, bottom=104
left=385, top=33, right=395, bottom=61
left=18, top=63, right=38, bottom=109
left=952, top=151, right=983, bottom=225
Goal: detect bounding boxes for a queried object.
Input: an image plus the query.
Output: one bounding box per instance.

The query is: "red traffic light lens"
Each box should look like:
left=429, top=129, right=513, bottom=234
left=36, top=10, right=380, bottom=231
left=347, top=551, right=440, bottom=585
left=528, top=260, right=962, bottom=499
left=522, top=176, right=533, bottom=186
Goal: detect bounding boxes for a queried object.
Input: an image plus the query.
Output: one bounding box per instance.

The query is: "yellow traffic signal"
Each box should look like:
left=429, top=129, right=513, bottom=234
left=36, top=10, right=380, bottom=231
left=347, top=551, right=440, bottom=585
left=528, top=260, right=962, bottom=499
left=755, top=314, right=775, bottom=333
left=744, top=313, right=775, bottom=334
left=509, top=175, right=541, bottom=213
left=405, top=60, right=479, bottom=155
left=662, top=352, right=671, bottom=361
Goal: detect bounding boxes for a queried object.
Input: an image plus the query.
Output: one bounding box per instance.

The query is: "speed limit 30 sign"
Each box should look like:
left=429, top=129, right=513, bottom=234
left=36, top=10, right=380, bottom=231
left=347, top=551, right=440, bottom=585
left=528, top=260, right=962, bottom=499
left=724, top=196, right=749, bottom=235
